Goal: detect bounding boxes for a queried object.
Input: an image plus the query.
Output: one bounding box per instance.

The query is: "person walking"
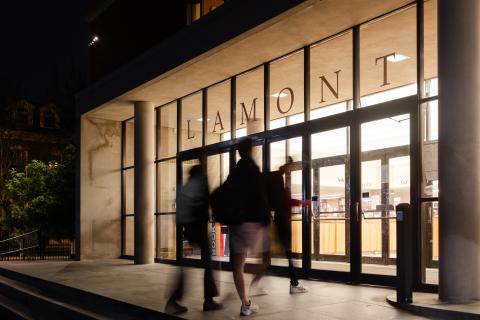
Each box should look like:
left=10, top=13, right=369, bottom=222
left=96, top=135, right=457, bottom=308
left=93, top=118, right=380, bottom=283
left=165, top=164, right=222, bottom=314
left=266, top=156, right=308, bottom=294
left=225, top=138, right=270, bottom=316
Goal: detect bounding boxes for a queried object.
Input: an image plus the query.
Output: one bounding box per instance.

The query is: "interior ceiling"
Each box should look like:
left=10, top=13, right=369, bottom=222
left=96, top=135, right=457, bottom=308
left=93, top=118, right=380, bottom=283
left=87, top=0, right=436, bottom=122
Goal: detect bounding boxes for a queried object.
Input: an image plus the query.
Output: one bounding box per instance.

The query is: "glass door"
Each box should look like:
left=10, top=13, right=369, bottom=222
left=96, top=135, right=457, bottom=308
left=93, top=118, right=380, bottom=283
left=360, top=114, right=410, bottom=276
left=310, top=127, right=350, bottom=272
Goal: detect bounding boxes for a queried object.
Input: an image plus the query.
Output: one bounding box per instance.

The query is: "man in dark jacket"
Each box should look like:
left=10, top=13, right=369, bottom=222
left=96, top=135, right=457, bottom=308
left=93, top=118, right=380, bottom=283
left=165, top=164, right=222, bottom=314
left=225, top=138, right=270, bottom=316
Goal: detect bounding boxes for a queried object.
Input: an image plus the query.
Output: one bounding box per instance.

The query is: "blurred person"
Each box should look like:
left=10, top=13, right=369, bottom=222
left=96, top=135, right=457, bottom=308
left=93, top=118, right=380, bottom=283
left=266, top=156, right=308, bottom=294
left=165, top=164, right=222, bottom=314
left=225, top=138, right=270, bottom=316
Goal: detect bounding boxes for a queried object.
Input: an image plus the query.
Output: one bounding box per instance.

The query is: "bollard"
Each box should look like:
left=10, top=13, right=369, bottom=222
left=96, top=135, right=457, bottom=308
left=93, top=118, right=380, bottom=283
left=396, top=203, right=413, bottom=303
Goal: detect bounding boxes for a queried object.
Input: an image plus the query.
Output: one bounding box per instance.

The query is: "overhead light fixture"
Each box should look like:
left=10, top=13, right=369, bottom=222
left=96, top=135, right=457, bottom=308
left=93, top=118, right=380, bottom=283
left=272, top=92, right=289, bottom=98
left=387, top=54, right=410, bottom=63
left=88, top=35, right=99, bottom=47
left=196, top=118, right=210, bottom=122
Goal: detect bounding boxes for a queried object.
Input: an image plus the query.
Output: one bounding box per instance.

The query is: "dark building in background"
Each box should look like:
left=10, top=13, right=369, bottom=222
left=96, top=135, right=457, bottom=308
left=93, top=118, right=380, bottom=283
left=86, top=0, right=225, bottom=81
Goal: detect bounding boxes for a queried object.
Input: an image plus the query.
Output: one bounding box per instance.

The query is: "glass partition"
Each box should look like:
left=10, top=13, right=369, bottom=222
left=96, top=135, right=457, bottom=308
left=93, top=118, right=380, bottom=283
left=156, top=159, right=177, bottom=260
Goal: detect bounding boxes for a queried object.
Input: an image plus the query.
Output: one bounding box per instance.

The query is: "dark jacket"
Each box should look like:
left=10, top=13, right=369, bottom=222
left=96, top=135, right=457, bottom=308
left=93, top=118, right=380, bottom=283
left=177, top=173, right=209, bottom=225
left=225, top=157, right=270, bottom=224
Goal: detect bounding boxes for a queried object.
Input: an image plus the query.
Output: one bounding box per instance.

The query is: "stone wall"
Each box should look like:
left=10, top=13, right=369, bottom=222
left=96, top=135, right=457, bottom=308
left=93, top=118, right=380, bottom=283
left=80, top=116, right=121, bottom=259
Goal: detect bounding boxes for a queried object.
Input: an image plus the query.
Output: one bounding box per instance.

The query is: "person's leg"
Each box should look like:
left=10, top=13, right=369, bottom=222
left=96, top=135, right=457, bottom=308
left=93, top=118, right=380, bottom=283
left=276, top=218, right=298, bottom=285
left=197, top=224, right=218, bottom=301
left=251, top=225, right=270, bottom=287
left=232, top=252, right=249, bottom=305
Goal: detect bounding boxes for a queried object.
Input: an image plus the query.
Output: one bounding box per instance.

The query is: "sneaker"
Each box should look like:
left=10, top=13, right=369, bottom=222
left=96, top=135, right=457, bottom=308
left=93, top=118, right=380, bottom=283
left=290, top=282, right=308, bottom=294
left=250, top=286, right=269, bottom=296
left=165, top=299, right=188, bottom=314
left=203, top=299, right=223, bottom=311
left=240, top=300, right=259, bottom=316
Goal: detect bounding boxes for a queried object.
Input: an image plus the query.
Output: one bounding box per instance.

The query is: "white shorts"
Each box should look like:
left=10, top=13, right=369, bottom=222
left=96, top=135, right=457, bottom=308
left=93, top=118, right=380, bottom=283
left=230, top=222, right=270, bottom=255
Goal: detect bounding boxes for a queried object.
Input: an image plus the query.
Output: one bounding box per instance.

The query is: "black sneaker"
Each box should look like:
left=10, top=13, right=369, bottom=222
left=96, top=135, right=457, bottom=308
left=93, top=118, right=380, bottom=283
left=165, top=299, right=188, bottom=314
left=203, top=299, right=223, bottom=311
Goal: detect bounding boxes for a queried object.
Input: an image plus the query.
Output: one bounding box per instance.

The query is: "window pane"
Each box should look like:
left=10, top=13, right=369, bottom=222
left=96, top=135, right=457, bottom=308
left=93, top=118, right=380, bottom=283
left=124, top=168, right=134, bottom=214
left=421, top=201, right=438, bottom=284
left=360, top=6, right=417, bottom=107
left=207, top=81, right=231, bottom=145
left=156, top=214, right=176, bottom=260
left=361, top=115, right=410, bottom=152
left=269, top=51, right=304, bottom=127
left=157, top=159, right=177, bottom=213
left=236, top=67, right=264, bottom=135
left=124, top=118, right=134, bottom=167
left=310, top=31, right=353, bottom=119
left=207, top=153, right=230, bottom=261
left=421, top=101, right=438, bottom=197
left=125, top=216, right=134, bottom=256
left=158, top=102, right=177, bottom=159
left=181, top=92, right=203, bottom=151
left=424, top=0, right=438, bottom=97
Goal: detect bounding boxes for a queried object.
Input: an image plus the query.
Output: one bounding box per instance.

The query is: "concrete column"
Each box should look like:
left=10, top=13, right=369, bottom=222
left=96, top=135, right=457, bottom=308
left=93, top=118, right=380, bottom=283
left=438, top=0, right=480, bottom=302
left=134, top=101, right=155, bottom=264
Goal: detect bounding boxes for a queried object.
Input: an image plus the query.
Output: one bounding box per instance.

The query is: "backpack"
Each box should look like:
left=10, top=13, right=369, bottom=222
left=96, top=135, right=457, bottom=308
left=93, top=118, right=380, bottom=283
left=210, top=184, right=241, bottom=226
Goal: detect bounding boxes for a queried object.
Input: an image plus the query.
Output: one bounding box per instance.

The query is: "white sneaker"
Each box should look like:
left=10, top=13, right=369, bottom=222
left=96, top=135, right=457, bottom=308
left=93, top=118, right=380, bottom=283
left=250, top=286, right=269, bottom=296
left=290, top=282, right=308, bottom=294
left=240, top=301, right=259, bottom=316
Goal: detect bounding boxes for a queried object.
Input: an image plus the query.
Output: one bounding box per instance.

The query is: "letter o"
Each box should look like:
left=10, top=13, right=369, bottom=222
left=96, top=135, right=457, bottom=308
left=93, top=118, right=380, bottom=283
left=276, top=87, right=294, bottom=114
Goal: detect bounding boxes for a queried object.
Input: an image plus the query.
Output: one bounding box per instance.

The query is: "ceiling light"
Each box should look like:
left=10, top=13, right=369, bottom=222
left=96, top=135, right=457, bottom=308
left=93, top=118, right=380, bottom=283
left=387, top=54, right=410, bottom=63
left=196, top=118, right=210, bottom=122
left=272, top=92, right=289, bottom=98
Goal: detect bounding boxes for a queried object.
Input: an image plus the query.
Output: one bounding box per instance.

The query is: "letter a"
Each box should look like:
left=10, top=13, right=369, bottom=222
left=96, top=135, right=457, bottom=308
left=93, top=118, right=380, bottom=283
left=213, top=111, right=224, bottom=133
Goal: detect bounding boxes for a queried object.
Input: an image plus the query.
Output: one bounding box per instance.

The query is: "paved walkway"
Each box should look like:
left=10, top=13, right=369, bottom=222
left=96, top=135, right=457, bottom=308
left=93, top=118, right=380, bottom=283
left=0, top=259, right=428, bottom=319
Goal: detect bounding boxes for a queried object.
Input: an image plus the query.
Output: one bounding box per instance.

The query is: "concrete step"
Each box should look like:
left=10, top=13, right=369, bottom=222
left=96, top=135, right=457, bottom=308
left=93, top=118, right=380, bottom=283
left=0, top=266, right=182, bottom=320
left=0, top=292, right=33, bottom=320
left=0, top=275, right=107, bottom=320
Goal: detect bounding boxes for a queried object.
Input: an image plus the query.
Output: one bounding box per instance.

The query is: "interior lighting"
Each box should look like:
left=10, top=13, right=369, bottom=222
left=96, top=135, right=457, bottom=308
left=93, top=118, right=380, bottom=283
left=272, top=92, right=289, bottom=98
left=387, top=54, right=410, bottom=63
left=196, top=118, right=210, bottom=122
left=88, top=35, right=100, bottom=47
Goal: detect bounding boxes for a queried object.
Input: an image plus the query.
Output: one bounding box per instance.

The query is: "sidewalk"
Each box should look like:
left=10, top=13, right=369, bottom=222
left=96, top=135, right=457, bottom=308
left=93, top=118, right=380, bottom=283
left=0, top=259, right=428, bottom=319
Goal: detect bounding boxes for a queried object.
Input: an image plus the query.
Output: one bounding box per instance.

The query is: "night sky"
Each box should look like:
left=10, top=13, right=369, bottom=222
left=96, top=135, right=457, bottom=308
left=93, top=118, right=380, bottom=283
left=0, top=0, right=91, bottom=108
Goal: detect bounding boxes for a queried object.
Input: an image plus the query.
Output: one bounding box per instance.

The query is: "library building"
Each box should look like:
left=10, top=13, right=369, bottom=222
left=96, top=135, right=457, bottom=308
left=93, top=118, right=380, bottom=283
left=76, top=0, right=480, bottom=302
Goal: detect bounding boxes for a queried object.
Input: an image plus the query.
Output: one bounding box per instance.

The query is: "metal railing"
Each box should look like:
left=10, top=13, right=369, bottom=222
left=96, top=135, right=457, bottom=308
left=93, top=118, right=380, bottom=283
left=0, top=230, right=75, bottom=261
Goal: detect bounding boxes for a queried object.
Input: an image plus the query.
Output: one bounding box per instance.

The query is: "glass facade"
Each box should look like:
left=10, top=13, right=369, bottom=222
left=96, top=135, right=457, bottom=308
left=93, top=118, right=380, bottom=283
left=120, top=2, right=439, bottom=287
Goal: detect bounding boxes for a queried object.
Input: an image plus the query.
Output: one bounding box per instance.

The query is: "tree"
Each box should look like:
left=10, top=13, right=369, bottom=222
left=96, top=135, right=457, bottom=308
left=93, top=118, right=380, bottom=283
left=2, top=145, right=75, bottom=239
